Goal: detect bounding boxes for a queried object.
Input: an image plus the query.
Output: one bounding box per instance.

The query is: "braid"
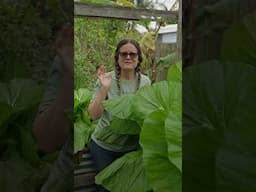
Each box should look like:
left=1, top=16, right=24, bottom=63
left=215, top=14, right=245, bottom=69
left=115, top=63, right=121, bottom=96
left=135, top=65, right=141, bottom=91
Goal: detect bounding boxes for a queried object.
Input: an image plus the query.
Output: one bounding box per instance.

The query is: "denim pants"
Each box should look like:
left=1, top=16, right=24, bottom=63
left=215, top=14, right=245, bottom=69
left=90, top=140, right=128, bottom=192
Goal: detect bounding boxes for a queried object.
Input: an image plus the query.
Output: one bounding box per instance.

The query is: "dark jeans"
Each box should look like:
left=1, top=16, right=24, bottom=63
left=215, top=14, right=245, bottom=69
left=90, top=140, right=128, bottom=192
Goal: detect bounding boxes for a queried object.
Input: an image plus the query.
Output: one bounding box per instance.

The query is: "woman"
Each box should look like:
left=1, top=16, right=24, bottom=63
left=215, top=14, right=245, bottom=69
left=88, top=38, right=151, bottom=191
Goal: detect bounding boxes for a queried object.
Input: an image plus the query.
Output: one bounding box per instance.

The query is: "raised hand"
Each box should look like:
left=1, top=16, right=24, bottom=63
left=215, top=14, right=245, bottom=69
left=97, top=65, right=112, bottom=91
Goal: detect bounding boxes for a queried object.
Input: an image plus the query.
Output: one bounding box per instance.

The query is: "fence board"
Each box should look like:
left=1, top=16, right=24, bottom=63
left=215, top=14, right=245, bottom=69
left=74, top=147, right=97, bottom=192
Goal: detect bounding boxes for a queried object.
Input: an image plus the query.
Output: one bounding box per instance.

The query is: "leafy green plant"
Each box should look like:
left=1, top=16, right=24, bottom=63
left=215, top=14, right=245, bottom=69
left=95, top=62, right=182, bottom=192
left=96, top=150, right=149, bottom=192
left=183, top=14, right=256, bottom=191
left=0, top=79, right=42, bottom=160
left=74, top=88, right=96, bottom=153
left=0, top=1, right=73, bottom=191
left=0, top=78, right=54, bottom=191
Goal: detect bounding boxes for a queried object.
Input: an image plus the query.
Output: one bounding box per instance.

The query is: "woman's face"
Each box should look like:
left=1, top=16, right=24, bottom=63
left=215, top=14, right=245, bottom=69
left=118, top=43, right=139, bottom=70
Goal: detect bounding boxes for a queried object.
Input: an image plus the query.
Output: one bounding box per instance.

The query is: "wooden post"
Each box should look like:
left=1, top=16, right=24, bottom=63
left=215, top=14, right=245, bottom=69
left=177, top=0, right=182, bottom=60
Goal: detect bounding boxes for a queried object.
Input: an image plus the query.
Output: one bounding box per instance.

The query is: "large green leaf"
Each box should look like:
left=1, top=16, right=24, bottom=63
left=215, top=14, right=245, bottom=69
left=95, top=150, right=150, bottom=192
left=183, top=60, right=256, bottom=191
left=221, top=15, right=256, bottom=144
left=165, top=111, right=182, bottom=172
left=102, top=94, right=134, bottom=119
left=156, top=53, right=177, bottom=72
left=0, top=79, right=42, bottom=112
left=219, top=16, right=256, bottom=189
left=109, top=118, right=141, bottom=135
left=157, top=53, right=177, bottom=67
left=183, top=60, right=225, bottom=192
left=167, top=61, right=182, bottom=83
left=80, top=108, right=92, bottom=125
left=140, top=110, right=181, bottom=192
left=74, top=88, right=94, bottom=152
left=182, top=61, right=225, bottom=187
left=74, top=88, right=92, bottom=110
left=132, top=81, right=181, bottom=121
left=218, top=61, right=256, bottom=191
left=74, top=120, right=95, bottom=153
left=221, top=13, right=256, bottom=67
left=0, top=79, right=42, bottom=131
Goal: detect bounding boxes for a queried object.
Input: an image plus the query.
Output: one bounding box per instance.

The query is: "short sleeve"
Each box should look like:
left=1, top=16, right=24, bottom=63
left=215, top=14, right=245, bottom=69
left=140, top=74, right=151, bottom=88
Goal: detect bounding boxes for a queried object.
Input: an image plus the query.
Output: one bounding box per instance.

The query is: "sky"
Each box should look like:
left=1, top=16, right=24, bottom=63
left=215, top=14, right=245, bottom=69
left=150, top=0, right=178, bottom=10
left=135, top=0, right=178, bottom=34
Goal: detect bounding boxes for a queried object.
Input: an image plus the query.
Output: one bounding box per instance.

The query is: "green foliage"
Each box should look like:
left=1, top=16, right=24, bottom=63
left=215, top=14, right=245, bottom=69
left=102, top=94, right=135, bottom=119
left=0, top=1, right=73, bottom=191
left=183, top=15, right=256, bottom=191
left=157, top=53, right=177, bottom=72
left=140, top=110, right=181, bottom=192
left=96, top=150, right=150, bottom=192
left=167, top=61, right=182, bottom=82
left=0, top=0, right=72, bottom=84
left=0, top=1, right=50, bottom=83
left=0, top=79, right=43, bottom=167
left=109, top=118, right=141, bottom=135
left=74, top=18, right=141, bottom=90
left=0, top=79, right=53, bottom=191
left=95, top=62, right=182, bottom=191
left=74, top=88, right=96, bottom=153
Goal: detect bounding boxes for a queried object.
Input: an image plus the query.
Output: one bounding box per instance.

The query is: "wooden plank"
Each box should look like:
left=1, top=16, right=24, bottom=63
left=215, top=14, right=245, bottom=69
left=75, top=167, right=95, bottom=175
left=74, top=186, right=97, bottom=192
left=75, top=159, right=94, bottom=168
left=74, top=146, right=97, bottom=191
left=74, top=2, right=178, bottom=21
left=74, top=172, right=97, bottom=188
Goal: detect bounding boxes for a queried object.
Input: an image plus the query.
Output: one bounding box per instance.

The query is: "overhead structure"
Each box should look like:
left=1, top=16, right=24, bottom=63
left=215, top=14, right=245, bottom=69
left=74, top=2, right=178, bottom=21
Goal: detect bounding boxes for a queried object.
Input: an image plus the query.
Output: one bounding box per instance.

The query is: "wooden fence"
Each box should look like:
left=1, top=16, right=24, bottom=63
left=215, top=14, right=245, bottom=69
left=156, top=43, right=177, bottom=81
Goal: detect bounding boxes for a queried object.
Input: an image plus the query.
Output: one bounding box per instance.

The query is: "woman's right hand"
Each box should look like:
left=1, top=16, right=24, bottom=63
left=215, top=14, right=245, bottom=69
left=97, top=65, right=112, bottom=91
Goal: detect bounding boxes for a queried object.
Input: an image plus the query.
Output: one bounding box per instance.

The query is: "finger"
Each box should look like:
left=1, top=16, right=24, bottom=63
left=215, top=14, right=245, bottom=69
left=100, top=65, right=106, bottom=72
left=97, top=65, right=104, bottom=76
left=99, top=65, right=107, bottom=75
left=97, top=69, right=102, bottom=77
left=97, top=68, right=105, bottom=79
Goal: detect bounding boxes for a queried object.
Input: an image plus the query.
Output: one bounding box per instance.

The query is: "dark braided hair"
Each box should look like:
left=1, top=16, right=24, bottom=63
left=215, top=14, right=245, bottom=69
left=114, top=38, right=143, bottom=95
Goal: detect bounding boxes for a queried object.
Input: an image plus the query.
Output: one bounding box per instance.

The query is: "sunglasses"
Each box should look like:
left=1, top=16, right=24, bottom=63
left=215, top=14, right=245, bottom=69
left=119, top=52, right=138, bottom=59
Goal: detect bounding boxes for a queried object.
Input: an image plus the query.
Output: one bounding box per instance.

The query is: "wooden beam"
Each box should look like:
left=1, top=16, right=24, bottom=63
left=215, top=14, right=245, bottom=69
left=74, top=2, right=178, bottom=21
